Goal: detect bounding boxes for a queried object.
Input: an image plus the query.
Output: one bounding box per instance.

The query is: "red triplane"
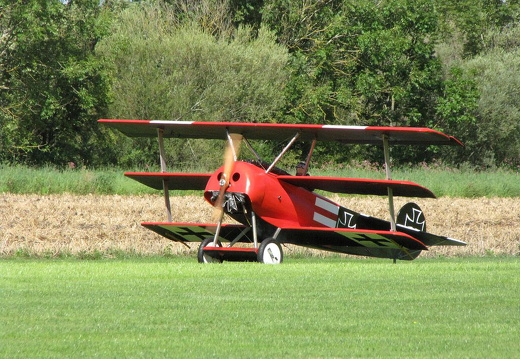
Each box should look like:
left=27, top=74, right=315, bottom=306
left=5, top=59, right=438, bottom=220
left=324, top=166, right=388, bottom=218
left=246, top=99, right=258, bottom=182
left=99, top=120, right=466, bottom=263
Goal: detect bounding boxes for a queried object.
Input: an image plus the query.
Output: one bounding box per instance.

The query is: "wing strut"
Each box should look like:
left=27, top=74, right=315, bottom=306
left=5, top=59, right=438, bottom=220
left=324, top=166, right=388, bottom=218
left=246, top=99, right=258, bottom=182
left=303, top=138, right=317, bottom=175
left=383, top=135, right=396, bottom=231
left=243, top=137, right=263, bottom=162
left=266, top=132, right=300, bottom=174
left=158, top=128, right=173, bottom=222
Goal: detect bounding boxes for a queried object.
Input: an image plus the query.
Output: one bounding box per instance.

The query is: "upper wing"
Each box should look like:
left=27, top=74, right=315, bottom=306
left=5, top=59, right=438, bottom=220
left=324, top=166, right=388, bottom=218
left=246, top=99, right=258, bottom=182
left=278, top=176, right=435, bottom=198
left=125, top=172, right=211, bottom=190
left=99, top=120, right=463, bottom=146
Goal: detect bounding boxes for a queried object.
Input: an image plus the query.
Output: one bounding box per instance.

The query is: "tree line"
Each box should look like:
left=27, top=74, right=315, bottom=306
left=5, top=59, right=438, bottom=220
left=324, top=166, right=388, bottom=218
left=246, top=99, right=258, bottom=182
left=1, top=0, right=520, bottom=170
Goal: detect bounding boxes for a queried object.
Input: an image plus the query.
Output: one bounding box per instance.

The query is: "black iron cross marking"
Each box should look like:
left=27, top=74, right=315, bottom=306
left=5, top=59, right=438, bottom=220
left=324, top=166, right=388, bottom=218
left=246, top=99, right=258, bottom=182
left=338, top=210, right=357, bottom=229
left=175, top=227, right=209, bottom=241
left=352, top=234, right=389, bottom=247
left=405, top=208, right=426, bottom=231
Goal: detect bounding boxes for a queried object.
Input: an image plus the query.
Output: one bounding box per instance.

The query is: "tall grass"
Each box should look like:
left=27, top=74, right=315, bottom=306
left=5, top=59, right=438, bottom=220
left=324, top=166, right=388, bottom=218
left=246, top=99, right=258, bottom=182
left=0, top=165, right=155, bottom=195
left=314, top=165, right=520, bottom=197
left=1, top=164, right=519, bottom=197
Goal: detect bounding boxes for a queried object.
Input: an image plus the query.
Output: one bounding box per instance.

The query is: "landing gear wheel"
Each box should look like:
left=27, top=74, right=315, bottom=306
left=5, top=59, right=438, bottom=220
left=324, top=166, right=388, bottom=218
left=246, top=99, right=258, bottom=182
left=198, top=237, right=223, bottom=263
left=257, top=238, right=283, bottom=264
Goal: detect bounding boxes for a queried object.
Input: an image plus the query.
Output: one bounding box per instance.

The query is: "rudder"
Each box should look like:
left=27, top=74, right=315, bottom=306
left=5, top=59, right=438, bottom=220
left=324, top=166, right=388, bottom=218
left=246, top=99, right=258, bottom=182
left=396, top=202, right=426, bottom=232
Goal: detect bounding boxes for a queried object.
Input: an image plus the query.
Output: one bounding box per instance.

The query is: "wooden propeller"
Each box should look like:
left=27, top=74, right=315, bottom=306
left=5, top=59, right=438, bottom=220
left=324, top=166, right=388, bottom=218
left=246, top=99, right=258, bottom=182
left=212, top=133, right=242, bottom=222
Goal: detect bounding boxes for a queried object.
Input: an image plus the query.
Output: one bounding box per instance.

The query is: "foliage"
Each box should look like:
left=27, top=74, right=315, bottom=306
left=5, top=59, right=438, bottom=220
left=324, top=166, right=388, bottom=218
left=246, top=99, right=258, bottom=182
left=435, top=18, right=520, bottom=168
left=262, top=0, right=442, bottom=127
left=456, top=49, right=520, bottom=167
left=261, top=0, right=451, bottom=164
left=436, top=0, right=520, bottom=57
left=0, top=0, right=115, bottom=166
left=1, top=0, right=520, bottom=169
left=96, top=1, right=289, bottom=166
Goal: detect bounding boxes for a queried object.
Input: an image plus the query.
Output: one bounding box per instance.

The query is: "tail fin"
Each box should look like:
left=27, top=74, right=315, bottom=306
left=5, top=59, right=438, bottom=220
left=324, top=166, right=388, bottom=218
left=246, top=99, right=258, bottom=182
left=396, top=202, right=426, bottom=232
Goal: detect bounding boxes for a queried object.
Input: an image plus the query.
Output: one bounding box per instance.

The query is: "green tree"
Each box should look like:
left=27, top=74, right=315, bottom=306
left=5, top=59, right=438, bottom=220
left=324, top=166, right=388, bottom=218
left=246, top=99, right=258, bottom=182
left=0, top=0, right=113, bottom=166
left=435, top=1, right=520, bottom=167
left=262, top=0, right=446, bottom=164
left=264, top=0, right=442, bottom=126
left=96, top=2, right=289, bottom=168
left=436, top=0, right=520, bottom=57
left=458, top=50, right=520, bottom=168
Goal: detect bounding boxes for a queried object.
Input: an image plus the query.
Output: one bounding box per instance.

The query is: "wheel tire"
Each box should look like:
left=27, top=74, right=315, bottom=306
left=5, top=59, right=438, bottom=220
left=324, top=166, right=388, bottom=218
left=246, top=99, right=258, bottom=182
left=257, top=238, right=283, bottom=264
left=197, top=237, right=223, bottom=263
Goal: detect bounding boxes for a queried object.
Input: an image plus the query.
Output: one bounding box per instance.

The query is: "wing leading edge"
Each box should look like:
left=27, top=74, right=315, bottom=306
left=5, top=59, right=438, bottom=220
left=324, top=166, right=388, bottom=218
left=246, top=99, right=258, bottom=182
left=99, top=120, right=463, bottom=146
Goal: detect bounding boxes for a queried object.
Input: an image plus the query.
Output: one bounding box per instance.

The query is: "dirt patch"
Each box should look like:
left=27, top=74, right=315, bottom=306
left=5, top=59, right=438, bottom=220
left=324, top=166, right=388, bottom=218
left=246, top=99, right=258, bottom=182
left=1, top=194, right=519, bottom=258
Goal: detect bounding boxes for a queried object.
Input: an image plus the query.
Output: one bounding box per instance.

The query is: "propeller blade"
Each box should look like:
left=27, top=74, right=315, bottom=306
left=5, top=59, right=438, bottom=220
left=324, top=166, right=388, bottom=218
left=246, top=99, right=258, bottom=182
left=213, top=133, right=242, bottom=221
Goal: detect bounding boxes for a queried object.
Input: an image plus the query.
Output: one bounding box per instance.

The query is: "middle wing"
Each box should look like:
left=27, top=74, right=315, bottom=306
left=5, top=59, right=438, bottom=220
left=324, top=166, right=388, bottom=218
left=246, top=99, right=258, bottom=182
left=125, top=172, right=211, bottom=190
left=278, top=176, right=436, bottom=198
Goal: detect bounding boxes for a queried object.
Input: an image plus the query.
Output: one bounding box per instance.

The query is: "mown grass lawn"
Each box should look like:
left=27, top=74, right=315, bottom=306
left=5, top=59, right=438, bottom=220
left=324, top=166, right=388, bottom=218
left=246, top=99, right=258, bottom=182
left=1, top=257, right=519, bottom=358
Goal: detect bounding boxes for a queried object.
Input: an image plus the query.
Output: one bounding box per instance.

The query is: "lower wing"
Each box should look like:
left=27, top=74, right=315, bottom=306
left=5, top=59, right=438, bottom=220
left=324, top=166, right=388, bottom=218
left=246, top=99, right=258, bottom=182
left=141, top=222, right=251, bottom=243
left=140, top=223, right=454, bottom=261
left=279, top=227, right=428, bottom=260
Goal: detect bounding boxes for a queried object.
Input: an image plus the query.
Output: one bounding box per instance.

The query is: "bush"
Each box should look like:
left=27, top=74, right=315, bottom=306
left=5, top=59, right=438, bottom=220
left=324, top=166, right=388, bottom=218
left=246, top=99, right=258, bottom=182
left=96, top=3, right=289, bottom=168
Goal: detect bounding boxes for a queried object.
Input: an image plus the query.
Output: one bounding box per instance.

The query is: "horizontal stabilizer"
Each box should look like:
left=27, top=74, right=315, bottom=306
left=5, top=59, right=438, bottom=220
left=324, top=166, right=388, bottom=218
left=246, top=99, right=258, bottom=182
left=99, top=120, right=463, bottom=146
left=395, top=224, right=467, bottom=247
left=125, top=172, right=211, bottom=190
left=278, top=176, right=436, bottom=198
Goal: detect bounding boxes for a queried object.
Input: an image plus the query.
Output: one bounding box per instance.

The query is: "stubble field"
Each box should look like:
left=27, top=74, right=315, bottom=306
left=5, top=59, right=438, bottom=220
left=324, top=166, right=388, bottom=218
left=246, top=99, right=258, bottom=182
left=1, top=194, right=519, bottom=258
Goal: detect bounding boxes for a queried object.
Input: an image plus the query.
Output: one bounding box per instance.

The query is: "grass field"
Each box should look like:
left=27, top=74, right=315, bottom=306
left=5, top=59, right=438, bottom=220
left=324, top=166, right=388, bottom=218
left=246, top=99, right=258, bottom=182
left=1, top=167, right=519, bottom=358
left=1, top=257, right=519, bottom=358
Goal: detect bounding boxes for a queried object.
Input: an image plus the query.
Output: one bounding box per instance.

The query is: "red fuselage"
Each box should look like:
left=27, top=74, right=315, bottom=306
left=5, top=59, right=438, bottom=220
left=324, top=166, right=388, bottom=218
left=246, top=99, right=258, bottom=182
left=203, top=161, right=341, bottom=229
